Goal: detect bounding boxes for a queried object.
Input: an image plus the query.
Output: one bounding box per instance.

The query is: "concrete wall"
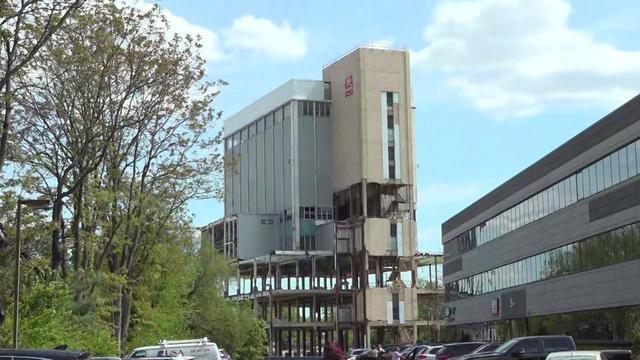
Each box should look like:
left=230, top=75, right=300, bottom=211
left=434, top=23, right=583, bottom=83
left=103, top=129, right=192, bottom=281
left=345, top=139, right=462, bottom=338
left=366, top=288, right=389, bottom=322
left=360, top=49, right=414, bottom=185
left=365, top=287, right=418, bottom=323
left=322, top=50, right=362, bottom=191
left=322, top=48, right=415, bottom=190
left=364, top=218, right=417, bottom=256
left=365, top=219, right=389, bottom=256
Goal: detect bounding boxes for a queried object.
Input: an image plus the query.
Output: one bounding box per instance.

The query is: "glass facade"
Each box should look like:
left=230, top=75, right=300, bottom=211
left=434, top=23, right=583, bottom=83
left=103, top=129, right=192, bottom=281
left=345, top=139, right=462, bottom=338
left=445, top=221, right=640, bottom=300
left=446, top=139, right=640, bottom=258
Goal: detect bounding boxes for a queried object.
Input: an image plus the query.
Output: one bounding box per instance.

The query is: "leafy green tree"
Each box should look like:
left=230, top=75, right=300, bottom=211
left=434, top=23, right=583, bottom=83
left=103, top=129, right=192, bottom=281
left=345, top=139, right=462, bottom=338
left=189, top=248, right=266, bottom=360
left=0, top=0, right=84, bottom=171
left=0, top=280, right=117, bottom=354
left=0, top=1, right=273, bottom=355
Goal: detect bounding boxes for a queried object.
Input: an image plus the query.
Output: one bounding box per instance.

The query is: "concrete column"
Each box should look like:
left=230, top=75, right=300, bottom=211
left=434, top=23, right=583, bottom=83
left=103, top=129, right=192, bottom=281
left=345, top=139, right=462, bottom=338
left=365, top=325, right=371, bottom=349
left=236, top=267, right=241, bottom=296
left=312, top=294, right=317, bottom=322
left=312, top=256, right=317, bottom=289
left=253, top=260, right=258, bottom=316
left=296, top=260, right=300, bottom=290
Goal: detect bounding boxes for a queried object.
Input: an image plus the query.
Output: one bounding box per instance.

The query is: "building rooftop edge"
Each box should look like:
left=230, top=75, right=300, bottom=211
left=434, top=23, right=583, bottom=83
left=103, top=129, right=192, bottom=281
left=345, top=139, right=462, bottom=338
left=223, top=79, right=325, bottom=137
left=441, top=92, right=640, bottom=240
left=322, top=43, right=409, bottom=70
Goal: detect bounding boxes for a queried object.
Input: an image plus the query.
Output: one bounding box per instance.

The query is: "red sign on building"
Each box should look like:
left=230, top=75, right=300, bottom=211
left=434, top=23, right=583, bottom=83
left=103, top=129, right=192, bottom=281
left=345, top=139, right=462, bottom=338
left=345, top=75, right=353, bottom=97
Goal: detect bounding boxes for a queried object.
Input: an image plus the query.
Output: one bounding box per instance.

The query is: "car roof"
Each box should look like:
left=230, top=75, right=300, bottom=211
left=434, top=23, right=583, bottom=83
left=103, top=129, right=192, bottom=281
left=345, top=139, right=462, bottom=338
left=443, top=343, right=485, bottom=346
left=133, top=343, right=217, bottom=351
left=0, top=349, right=91, bottom=360
left=513, top=336, right=572, bottom=340
left=549, top=351, right=630, bottom=356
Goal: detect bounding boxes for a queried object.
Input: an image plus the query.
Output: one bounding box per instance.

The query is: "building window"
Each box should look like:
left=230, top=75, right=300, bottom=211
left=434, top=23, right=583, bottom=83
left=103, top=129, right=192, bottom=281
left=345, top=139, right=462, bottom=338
left=324, top=81, right=331, bottom=100
left=447, top=137, right=640, bottom=255
left=445, top=220, right=640, bottom=300
left=382, top=91, right=400, bottom=179
left=300, top=235, right=316, bottom=251
left=389, top=165, right=396, bottom=179
left=392, top=293, right=400, bottom=320
left=300, top=100, right=314, bottom=116
left=389, top=223, right=398, bottom=252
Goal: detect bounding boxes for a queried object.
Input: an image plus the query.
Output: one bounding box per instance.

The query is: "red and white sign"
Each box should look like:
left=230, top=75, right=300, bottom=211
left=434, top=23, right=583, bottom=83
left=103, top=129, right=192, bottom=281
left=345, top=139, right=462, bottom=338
left=345, top=75, right=353, bottom=97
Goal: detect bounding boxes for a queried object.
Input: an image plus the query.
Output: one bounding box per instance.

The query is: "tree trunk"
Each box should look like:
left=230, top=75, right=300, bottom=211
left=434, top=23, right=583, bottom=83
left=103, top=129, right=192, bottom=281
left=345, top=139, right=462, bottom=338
left=0, top=41, right=13, bottom=172
left=112, top=284, right=122, bottom=351
left=72, top=179, right=84, bottom=272
left=51, top=187, right=65, bottom=272
left=119, top=287, right=133, bottom=353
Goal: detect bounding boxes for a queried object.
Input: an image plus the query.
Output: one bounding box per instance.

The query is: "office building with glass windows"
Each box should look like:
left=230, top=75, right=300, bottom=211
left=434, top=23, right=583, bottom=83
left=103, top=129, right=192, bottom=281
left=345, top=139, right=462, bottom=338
left=200, top=46, right=433, bottom=355
left=441, top=95, right=640, bottom=344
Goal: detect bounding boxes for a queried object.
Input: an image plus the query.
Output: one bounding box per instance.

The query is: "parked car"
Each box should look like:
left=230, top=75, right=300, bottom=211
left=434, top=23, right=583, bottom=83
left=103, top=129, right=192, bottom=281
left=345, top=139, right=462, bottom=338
left=403, top=345, right=430, bottom=360
left=471, top=344, right=503, bottom=355
left=378, top=345, right=401, bottom=360
left=126, top=338, right=221, bottom=360
left=356, top=349, right=374, bottom=360
left=463, top=336, right=576, bottom=360
left=435, top=343, right=486, bottom=360
left=451, top=343, right=504, bottom=360
left=348, top=348, right=371, bottom=360
left=416, top=346, right=444, bottom=360
left=0, top=349, right=90, bottom=360
left=219, top=349, right=231, bottom=360
left=547, top=350, right=632, bottom=360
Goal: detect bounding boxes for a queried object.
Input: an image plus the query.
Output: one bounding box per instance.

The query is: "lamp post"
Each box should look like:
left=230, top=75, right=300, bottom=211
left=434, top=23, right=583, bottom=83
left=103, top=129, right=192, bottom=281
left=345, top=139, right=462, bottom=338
left=13, top=197, right=51, bottom=349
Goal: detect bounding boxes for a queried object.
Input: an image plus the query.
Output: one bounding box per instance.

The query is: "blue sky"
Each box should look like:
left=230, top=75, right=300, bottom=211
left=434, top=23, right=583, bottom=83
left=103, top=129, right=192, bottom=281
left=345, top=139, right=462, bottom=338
left=141, top=0, right=640, bottom=252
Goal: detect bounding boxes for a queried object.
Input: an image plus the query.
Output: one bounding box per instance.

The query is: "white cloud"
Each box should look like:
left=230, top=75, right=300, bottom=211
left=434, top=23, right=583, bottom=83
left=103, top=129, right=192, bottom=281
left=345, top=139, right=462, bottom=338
left=223, top=15, right=308, bottom=61
left=369, top=37, right=396, bottom=48
left=132, top=0, right=226, bottom=62
left=130, top=3, right=309, bottom=63
left=420, top=182, right=487, bottom=206
left=413, top=0, right=640, bottom=118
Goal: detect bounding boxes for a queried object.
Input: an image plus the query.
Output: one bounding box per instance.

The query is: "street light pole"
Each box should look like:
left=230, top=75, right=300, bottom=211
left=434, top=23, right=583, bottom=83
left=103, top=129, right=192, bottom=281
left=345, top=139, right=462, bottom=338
left=12, top=197, right=51, bottom=349
left=12, top=200, right=21, bottom=349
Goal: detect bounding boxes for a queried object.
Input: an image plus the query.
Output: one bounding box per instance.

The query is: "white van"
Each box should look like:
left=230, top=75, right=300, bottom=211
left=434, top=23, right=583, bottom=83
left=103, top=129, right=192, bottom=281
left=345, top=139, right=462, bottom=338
left=127, top=338, right=221, bottom=360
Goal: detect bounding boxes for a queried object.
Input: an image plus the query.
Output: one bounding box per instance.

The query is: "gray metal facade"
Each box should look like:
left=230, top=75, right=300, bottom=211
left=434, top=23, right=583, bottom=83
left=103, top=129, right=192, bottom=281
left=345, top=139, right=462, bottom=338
left=224, top=97, right=333, bottom=259
left=441, top=95, right=640, bottom=326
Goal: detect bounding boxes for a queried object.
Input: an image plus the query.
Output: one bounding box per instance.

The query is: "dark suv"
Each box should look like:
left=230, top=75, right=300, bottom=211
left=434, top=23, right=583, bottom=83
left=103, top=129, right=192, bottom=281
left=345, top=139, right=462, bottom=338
left=462, top=336, right=576, bottom=360
left=436, top=343, right=486, bottom=360
left=0, top=349, right=91, bottom=360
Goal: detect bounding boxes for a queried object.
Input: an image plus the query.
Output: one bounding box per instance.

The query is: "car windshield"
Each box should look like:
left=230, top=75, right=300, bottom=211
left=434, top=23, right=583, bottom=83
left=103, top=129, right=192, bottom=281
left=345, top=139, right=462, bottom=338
left=473, top=343, right=501, bottom=353
left=495, top=339, right=520, bottom=354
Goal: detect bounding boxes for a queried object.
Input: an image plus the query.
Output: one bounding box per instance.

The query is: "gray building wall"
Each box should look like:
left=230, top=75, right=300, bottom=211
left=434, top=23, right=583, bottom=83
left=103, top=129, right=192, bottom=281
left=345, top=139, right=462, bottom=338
left=237, top=213, right=280, bottom=259
left=442, top=96, right=640, bottom=326
left=223, top=96, right=333, bottom=256
left=445, top=258, right=640, bottom=325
